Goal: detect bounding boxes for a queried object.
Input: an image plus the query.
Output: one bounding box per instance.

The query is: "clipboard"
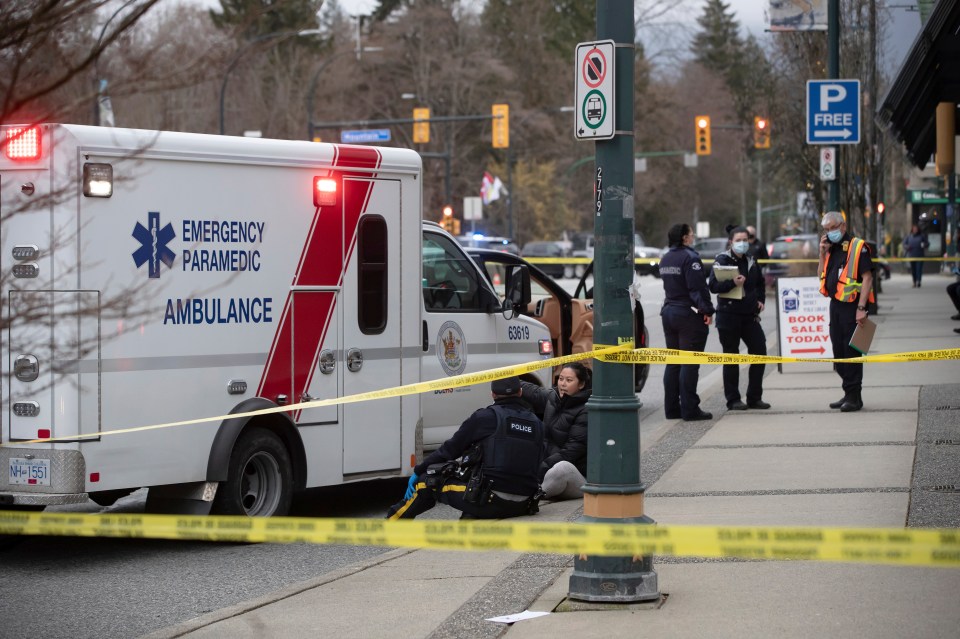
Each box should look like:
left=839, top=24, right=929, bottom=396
left=713, top=265, right=743, bottom=299
left=848, top=317, right=876, bottom=354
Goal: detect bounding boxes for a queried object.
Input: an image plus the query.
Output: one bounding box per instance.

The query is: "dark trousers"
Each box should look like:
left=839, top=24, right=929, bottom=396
left=829, top=299, right=862, bottom=394
left=948, top=281, right=960, bottom=312
left=386, top=476, right=532, bottom=520
left=716, top=312, right=767, bottom=406
left=910, top=259, right=924, bottom=284
left=662, top=306, right=709, bottom=418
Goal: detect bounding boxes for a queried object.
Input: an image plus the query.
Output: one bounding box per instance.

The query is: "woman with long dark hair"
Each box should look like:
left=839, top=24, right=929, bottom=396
left=520, top=362, right=592, bottom=500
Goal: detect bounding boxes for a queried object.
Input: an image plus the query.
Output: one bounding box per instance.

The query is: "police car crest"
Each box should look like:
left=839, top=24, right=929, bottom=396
left=437, top=321, right=467, bottom=375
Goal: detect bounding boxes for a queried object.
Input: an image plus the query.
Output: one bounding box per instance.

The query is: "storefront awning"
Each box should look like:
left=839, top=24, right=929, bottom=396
left=877, top=0, right=960, bottom=169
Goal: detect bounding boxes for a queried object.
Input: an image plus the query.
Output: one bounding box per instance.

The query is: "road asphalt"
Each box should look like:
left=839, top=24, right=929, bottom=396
left=144, top=272, right=960, bottom=639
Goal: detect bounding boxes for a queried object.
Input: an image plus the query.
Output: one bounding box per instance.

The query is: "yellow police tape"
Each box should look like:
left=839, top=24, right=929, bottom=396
left=8, top=344, right=632, bottom=445
left=522, top=256, right=960, bottom=266
left=599, top=346, right=960, bottom=366
left=1, top=510, right=957, bottom=568
left=9, top=344, right=960, bottom=447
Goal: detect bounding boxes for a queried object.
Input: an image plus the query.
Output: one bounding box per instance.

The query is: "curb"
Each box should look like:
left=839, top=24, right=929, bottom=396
left=140, top=546, right=416, bottom=639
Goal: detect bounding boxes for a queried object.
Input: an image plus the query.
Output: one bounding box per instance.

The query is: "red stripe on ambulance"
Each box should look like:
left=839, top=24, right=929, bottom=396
left=256, top=145, right=383, bottom=414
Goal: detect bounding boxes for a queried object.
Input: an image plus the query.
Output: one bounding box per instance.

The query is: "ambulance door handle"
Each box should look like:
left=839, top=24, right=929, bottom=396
left=346, top=348, right=363, bottom=372
left=319, top=349, right=335, bottom=374
left=422, top=321, right=429, bottom=352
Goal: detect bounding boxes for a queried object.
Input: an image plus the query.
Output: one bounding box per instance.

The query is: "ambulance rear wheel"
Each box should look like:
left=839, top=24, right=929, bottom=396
left=212, top=428, right=292, bottom=517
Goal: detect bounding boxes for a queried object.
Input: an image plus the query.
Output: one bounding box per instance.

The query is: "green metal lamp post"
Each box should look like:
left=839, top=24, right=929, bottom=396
left=568, top=0, right=659, bottom=603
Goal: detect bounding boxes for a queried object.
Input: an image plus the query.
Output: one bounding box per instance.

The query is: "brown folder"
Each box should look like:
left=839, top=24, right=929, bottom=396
left=848, top=317, right=877, bottom=355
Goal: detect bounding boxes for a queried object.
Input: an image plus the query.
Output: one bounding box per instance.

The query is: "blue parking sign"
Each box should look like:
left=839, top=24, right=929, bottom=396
left=806, top=80, right=860, bottom=145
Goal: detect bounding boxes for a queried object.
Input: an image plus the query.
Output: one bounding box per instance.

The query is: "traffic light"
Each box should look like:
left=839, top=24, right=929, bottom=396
left=877, top=201, right=885, bottom=216
left=695, top=116, right=711, bottom=156
left=492, top=103, right=509, bottom=149
left=440, top=204, right=460, bottom=235
left=413, top=108, right=430, bottom=144
left=753, top=116, right=770, bottom=149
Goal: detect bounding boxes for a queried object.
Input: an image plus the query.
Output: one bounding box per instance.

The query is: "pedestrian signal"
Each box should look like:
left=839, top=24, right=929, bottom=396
left=695, top=116, right=711, bottom=156
left=413, top=108, right=430, bottom=144
left=753, top=116, right=771, bottom=149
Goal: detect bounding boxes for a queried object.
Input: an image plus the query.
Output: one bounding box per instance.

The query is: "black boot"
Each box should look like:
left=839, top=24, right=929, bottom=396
left=829, top=395, right=848, bottom=409
left=840, top=390, right=863, bottom=412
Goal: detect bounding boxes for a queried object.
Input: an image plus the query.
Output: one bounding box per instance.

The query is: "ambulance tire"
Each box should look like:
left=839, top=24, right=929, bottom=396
left=212, top=427, right=293, bottom=517
left=0, top=504, right=44, bottom=551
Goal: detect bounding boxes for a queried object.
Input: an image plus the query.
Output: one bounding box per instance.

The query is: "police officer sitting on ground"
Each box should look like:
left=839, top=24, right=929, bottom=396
left=817, top=211, right=874, bottom=412
left=386, top=376, right=545, bottom=520
left=660, top=223, right=716, bottom=421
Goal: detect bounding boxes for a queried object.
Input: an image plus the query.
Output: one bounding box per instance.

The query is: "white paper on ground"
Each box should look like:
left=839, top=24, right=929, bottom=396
left=485, top=610, right=551, bottom=624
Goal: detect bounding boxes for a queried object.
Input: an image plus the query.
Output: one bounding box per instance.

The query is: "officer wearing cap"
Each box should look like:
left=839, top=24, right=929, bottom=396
left=387, top=376, right=545, bottom=520
left=659, top=222, right=715, bottom=421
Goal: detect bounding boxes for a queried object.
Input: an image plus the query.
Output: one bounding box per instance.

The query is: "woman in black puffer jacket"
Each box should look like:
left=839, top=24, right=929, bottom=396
left=519, top=362, right=591, bottom=500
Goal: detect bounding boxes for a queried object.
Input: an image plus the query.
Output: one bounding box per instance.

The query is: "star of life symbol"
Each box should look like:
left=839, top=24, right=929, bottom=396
left=132, top=211, right=176, bottom=278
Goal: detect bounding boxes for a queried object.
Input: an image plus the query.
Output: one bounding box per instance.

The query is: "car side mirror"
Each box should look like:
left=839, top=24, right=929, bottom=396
left=503, top=264, right=531, bottom=319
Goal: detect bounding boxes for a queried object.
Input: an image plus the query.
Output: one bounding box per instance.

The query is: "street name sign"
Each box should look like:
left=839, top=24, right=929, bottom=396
left=575, top=40, right=615, bottom=141
left=806, top=80, right=860, bottom=144
left=341, top=129, right=391, bottom=144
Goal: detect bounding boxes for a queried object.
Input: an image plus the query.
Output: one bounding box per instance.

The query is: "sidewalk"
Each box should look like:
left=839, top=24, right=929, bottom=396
left=147, top=273, right=960, bottom=639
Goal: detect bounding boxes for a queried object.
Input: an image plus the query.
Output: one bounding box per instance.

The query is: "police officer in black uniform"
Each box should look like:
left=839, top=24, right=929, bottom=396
left=659, top=223, right=715, bottom=421
left=386, top=376, right=545, bottom=520
left=708, top=225, right=771, bottom=411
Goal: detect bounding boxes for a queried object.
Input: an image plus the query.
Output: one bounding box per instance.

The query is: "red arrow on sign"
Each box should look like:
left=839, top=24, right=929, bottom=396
left=791, top=346, right=826, bottom=354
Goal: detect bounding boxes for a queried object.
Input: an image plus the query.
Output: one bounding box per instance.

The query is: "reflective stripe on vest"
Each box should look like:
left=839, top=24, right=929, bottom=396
left=819, top=237, right=876, bottom=303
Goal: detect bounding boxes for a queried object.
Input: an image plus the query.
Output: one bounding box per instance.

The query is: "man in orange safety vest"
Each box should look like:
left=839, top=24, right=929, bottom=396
left=817, top=211, right=875, bottom=412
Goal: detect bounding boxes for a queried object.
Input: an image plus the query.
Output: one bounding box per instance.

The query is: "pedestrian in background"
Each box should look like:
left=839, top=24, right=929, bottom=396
left=745, top=225, right=770, bottom=265
left=659, top=223, right=715, bottom=421
left=387, top=377, right=544, bottom=520
left=947, top=265, right=960, bottom=333
left=818, top=212, right=874, bottom=412
left=520, top=363, right=591, bottom=500
left=708, top=225, right=771, bottom=411
left=902, top=224, right=929, bottom=287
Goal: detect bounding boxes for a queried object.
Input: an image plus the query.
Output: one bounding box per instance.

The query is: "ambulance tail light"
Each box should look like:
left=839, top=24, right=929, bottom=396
left=4, top=126, right=41, bottom=161
left=538, top=339, right=553, bottom=356
left=314, top=176, right=338, bottom=207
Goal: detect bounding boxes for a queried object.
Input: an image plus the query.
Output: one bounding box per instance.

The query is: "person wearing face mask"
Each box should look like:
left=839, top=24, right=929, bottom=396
left=708, top=225, right=770, bottom=411
left=659, top=223, right=715, bottom=421
left=520, top=363, right=592, bottom=500
left=818, top=211, right=874, bottom=412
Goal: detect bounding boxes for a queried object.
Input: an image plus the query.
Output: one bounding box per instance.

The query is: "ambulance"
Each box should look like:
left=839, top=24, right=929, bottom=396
left=0, top=124, right=551, bottom=517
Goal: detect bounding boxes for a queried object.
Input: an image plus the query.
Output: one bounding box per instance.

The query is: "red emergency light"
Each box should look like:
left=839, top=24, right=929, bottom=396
left=313, top=176, right=338, bottom=207
left=4, top=126, right=41, bottom=161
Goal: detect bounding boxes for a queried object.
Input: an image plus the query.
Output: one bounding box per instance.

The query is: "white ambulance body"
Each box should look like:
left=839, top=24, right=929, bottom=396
left=0, top=124, right=550, bottom=516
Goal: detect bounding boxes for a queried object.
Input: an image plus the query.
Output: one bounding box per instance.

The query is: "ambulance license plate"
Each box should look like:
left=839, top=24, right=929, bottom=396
left=9, top=457, right=50, bottom=486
